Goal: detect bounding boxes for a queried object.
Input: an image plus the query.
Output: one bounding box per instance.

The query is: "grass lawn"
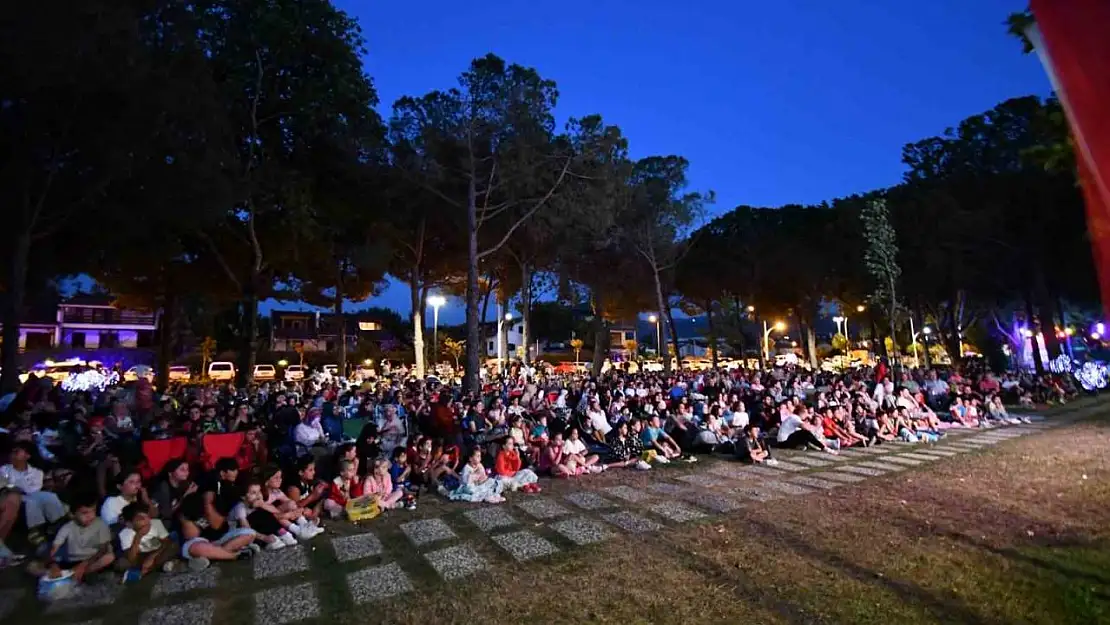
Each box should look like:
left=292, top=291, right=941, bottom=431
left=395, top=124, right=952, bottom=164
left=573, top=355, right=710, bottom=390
left=3, top=397, right=1109, bottom=624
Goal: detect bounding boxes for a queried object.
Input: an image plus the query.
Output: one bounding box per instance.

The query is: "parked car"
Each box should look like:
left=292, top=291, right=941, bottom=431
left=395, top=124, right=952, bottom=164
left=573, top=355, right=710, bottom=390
left=284, top=364, right=305, bottom=381
left=168, top=366, right=192, bottom=382
left=208, top=361, right=236, bottom=381
left=641, top=360, right=664, bottom=372
left=322, top=364, right=339, bottom=377
left=124, top=366, right=155, bottom=382
left=252, top=364, right=276, bottom=381
left=553, top=361, right=588, bottom=374
left=774, top=353, right=800, bottom=367
left=355, top=364, right=376, bottom=379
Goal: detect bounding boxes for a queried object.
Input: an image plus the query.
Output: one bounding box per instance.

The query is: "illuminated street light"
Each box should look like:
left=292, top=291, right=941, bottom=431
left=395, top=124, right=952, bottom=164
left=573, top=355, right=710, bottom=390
left=428, top=295, right=447, bottom=366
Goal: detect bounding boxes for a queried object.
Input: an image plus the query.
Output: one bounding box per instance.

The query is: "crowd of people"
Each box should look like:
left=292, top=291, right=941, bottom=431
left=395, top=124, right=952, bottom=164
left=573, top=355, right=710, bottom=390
left=0, top=356, right=1077, bottom=598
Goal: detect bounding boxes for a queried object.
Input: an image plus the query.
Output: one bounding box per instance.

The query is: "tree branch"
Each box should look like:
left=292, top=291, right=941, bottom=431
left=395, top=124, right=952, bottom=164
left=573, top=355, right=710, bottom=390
left=477, top=155, right=572, bottom=260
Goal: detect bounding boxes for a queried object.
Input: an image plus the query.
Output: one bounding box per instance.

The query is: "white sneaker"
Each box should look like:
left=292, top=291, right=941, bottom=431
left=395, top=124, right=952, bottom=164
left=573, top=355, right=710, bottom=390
left=634, top=460, right=652, bottom=471
left=266, top=539, right=286, bottom=551
left=655, top=456, right=671, bottom=464
left=279, top=532, right=298, bottom=547
left=765, top=458, right=780, bottom=466
left=188, top=557, right=211, bottom=572
left=306, top=523, right=325, bottom=539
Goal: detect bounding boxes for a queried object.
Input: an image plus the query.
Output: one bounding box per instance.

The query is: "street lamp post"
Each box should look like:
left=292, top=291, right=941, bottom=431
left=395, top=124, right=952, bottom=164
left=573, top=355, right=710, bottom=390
left=648, top=314, right=661, bottom=358
left=497, top=311, right=513, bottom=372
left=428, top=295, right=446, bottom=367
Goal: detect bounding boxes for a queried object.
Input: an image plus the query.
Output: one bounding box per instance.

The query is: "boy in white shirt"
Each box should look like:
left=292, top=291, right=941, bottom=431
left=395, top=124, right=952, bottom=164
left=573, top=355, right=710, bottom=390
left=119, top=502, right=179, bottom=582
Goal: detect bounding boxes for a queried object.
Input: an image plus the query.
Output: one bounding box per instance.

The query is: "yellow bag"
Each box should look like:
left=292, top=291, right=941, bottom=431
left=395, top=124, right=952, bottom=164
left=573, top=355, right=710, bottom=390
left=346, top=496, right=381, bottom=522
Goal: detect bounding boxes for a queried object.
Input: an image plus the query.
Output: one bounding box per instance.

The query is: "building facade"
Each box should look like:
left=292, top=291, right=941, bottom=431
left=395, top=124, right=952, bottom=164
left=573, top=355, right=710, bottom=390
left=270, top=310, right=391, bottom=352
left=0, top=295, right=158, bottom=351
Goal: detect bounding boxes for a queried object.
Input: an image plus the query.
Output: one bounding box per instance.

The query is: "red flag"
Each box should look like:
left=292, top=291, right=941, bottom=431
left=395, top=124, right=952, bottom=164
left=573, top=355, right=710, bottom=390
left=1029, top=0, right=1110, bottom=316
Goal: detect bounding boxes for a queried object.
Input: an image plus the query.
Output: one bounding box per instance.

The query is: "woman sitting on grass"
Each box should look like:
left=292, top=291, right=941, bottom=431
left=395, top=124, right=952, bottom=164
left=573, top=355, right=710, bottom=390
left=775, top=405, right=837, bottom=454
left=736, top=424, right=777, bottom=465
left=604, top=421, right=650, bottom=470
left=365, top=459, right=405, bottom=510
left=494, top=439, right=540, bottom=492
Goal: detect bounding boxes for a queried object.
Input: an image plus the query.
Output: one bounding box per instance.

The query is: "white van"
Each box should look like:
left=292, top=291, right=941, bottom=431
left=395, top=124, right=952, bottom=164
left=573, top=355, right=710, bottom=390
left=252, top=364, right=276, bottom=381
left=168, top=366, right=192, bottom=382
left=284, top=364, right=305, bottom=381
left=208, top=361, right=236, bottom=381
left=322, top=364, right=339, bottom=377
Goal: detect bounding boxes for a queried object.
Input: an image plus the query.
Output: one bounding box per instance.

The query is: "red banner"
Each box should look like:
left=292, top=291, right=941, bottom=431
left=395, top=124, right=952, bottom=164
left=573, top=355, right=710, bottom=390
left=1030, top=0, right=1110, bottom=317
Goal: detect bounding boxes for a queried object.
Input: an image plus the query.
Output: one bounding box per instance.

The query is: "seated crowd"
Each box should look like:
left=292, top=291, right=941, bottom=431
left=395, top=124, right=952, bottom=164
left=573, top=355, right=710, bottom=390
left=0, top=359, right=1074, bottom=592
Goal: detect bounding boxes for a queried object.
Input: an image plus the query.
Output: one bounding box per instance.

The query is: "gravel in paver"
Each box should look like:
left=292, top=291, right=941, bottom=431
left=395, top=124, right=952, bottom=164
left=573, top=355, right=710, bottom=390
left=43, top=582, right=121, bottom=614
left=253, top=544, right=311, bottom=580
left=424, top=543, right=490, bottom=580
left=646, top=482, right=688, bottom=496
left=766, top=460, right=809, bottom=471
left=834, top=465, right=888, bottom=477
left=401, top=518, right=458, bottom=546
left=791, top=475, right=840, bottom=489
left=917, top=448, right=959, bottom=457
left=0, top=589, right=23, bottom=620
left=746, top=465, right=788, bottom=477
left=551, top=516, right=617, bottom=545
left=813, top=471, right=867, bottom=483
left=682, top=491, right=746, bottom=513
left=728, top=485, right=781, bottom=501
left=707, top=464, right=762, bottom=480
left=676, top=473, right=736, bottom=488
left=898, top=452, right=944, bottom=461
left=139, top=598, right=215, bottom=625
left=649, top=500, right=710, bottom=522
left=602, top=510, right=665, bottom=533
left=347, top=562, right=414, bottom=603
left=881, top=456, right=925, bottom=466
left=855, top=460, right=905, bottom=472
left=758, top=480, right=816, bottom=495
left=785, top=455, right=834, bottom=467
left=332, top=532, right=384, bottom=562
left=516, top=497, right=573, bottom=520
left=254, top=582, right=319, bottom=625
left=564, top=491, right=616, bottom=510
left=152, top=566, right=220, bottom=597
left=601, top=485, right=656, bottom=503
left=463, top=506, right=518, bottom=532
left=859, top=445, right=895, bottom=454
left=492, top=530, right=560, bottom=561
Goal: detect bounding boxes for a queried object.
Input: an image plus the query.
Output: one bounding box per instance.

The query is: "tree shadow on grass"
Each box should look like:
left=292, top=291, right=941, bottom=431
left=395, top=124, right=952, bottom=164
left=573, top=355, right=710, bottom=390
left=662, top=515, right=996, bottom=625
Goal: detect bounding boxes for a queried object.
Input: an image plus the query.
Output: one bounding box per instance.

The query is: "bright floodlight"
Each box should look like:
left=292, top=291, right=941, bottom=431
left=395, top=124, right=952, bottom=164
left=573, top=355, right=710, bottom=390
left=856, top=305, right=866, bottom=312
left=277, top=359, right=288, bottom=366
left=363, top=359, right=373, bottom=365
left=922, top=327, right=932, bottom=335
left=832, top=316, right=845, bottom=323
left=428, top=295, right=446, bottom=308
left=1098, top=323, right=1106, bottom=334
left=774, top=321, right=785, bottom=331
left=648, top=315, right=658, bottom=323
left=746, top=305, right=755, bottom=312
left=504, top=312, right=513, bottom=321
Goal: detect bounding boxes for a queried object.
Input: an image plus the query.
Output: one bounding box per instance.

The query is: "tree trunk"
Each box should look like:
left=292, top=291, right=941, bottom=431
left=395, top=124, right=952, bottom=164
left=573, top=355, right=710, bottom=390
left=916, top=302, right=931, bottom=369
left=1034, top=265, right=1062, bottom=357
left=1025, top=292, right=1045, bottom=375
left=156, top=291, right=175, bottom=390
left=464, top=175, right=481, bottom=393
left=335, top=262, right=347, bottom=378
left=651, top=268, right=672, bottom=372
left=705, top=299, right=718, bottom=368
left=520, top=262, right=532, bottom=364
left=755, top=312, right=766, bottom=369
left=664, top=307, right=683, bottom=370
left=732, top=295, right=746, bottom=362
left=805, top=323, right=818, bottom=369
left=498, top=293, right=510, bottom=367
left=237, top=283, right=259, bottom=387
left=478, top=276, right=493, bottom=365
left=409, top=271, right=425, bottom=377
left=1, top=230, right=31, bottom=394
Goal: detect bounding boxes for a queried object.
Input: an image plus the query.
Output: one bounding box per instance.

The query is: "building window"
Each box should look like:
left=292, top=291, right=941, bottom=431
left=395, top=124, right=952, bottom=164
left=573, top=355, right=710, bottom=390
left=282, top=317, right=307, bottom=330
left=70, top=332, right=86, bottom=348
left=100, top=331, right=119, bottom=348
left=24, top=332, right=52, bottom=350
left=358, top=321, right=381, bottom=331
left=487, top=341, right=494, bottom=352
left=326, top=341, right=336, bottom=352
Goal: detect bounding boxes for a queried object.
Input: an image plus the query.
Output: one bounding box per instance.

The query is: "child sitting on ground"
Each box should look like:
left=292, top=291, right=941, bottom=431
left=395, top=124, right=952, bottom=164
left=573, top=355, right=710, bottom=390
left=365, top=459, right=406, bottom=511
left=447, top=449, right=505, bottom=503
left=119, top=502, right=179, bottom=582
left=45, top=494, right=115, bottom=583
left=259, top=467, right=323, bottom=540
left=239, top=481, right=299, bottom=549
left=325, top=460, right=364, bottom=520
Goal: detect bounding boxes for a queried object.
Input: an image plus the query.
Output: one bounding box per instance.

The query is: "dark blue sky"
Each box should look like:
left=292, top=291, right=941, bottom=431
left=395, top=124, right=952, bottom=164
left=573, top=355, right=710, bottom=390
left=266, top=0, right=1049, bottom=324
